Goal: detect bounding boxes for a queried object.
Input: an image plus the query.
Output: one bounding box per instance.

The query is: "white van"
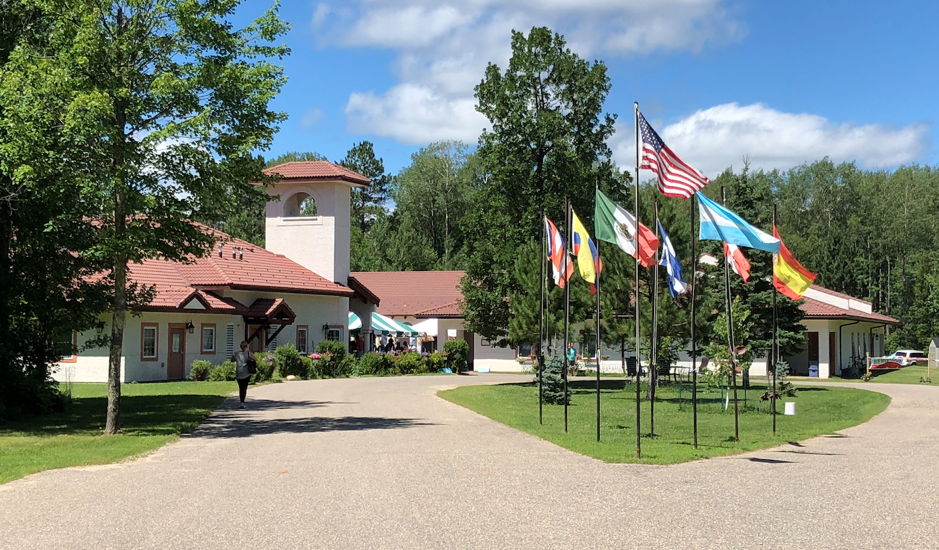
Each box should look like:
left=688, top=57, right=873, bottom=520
left=890, top=350, right=926, bottom=366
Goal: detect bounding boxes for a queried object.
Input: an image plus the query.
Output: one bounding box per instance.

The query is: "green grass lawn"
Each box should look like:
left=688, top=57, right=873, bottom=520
left=439, top=380, right=890, bottom=464
left=0, top=381, right=237, bottom=484
left=868, top=365, right=939, bottom=385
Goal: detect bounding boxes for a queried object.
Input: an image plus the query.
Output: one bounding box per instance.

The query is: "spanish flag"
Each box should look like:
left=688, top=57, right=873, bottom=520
left=773, top=225, right=816, bottom=300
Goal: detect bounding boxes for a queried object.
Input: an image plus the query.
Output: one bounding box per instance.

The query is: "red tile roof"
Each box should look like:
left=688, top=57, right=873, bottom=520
left=349, top=271, right=465, bottom=317
left=129, top=231, right=354, bottom=312
left=801, top=296, right=899, bottom=324
left=415, top=301, right=462, bottom=318
left=263, top=161, right=370, bottom=186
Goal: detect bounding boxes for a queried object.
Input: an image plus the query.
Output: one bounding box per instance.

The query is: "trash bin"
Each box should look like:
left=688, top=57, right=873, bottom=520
left=809, top=362, right=819, bottom=378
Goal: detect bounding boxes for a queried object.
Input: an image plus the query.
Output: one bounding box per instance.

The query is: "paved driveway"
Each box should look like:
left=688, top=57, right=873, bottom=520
left=1, top=375, right=937, bottom=549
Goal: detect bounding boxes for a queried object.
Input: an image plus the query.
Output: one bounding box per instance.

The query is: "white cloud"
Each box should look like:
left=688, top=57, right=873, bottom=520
left=315, top=0, right=744, bottom=144
left=345, top=84, right=486, bottom=145
left=610, top=103, right=931, bottom=177
left=299, top=108, right=324, bottom=130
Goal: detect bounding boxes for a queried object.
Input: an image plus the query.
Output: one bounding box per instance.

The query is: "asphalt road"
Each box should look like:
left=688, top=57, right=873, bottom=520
left=1, top=375, right=937, bottom=549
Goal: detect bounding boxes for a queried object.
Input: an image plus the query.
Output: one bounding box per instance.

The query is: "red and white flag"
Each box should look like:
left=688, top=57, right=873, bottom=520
left=638, top=111, right=710, bottom=199
left=723, top=242, right=751, bottom=283
left=545, top=217, right=574, bottom=288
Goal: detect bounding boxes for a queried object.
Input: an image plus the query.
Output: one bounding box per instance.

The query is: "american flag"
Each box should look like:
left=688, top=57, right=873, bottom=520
left=638, top=111, right=710, bottom=199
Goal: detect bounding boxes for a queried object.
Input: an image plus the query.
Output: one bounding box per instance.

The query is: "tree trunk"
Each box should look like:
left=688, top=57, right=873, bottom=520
left=105, top=185, right=127, bottom=435
left=0, top=204, right=12, bottom=387
left=106, top=79, right=128, bottom=434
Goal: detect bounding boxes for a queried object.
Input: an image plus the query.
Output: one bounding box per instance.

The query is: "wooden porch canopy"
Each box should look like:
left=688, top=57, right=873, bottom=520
left=244, top=298, right=297, bottom=347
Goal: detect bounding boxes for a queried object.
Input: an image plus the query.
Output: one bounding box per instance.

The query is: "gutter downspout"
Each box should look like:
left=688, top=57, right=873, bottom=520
left=838, top=320, right=860, bottom=375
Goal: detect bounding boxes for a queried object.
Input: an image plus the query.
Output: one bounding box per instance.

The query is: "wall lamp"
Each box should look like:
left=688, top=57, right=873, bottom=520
left=186, top=321, right=195, bottom=335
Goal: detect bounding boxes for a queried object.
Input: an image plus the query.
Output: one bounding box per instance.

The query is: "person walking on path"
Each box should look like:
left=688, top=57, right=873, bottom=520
left=233, top=341, right=256, bottom=409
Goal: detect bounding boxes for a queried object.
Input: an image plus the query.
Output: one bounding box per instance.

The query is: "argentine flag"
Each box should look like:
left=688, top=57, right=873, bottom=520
left=696, top=193, right=780, bottom=253
left=658, top=222, right=687, bottom=297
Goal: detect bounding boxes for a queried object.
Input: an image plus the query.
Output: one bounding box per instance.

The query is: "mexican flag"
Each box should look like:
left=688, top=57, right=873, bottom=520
left=594, top=189, right=660, bottom=268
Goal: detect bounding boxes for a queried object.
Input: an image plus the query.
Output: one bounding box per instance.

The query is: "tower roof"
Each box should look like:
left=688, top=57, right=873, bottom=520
left=262, top=161, right=370, bottom=187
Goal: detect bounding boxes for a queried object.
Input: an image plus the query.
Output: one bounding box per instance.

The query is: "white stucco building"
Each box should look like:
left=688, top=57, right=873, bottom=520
left=54, top=161, right=380, bottom=382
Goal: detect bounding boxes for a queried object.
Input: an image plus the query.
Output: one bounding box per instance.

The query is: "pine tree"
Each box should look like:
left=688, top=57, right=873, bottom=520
left=541, top=355, right=570, bottom=405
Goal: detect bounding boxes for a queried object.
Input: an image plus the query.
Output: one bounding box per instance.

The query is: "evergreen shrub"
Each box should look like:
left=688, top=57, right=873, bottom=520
left=541, top=356, right=570, bottom=405
left=315, top=340, right=349, bottom=378
left=208, top=361, right=236, bottom=381
left=301, top=356, right=317, bottom=379
left=251, top=355, right=275, bottom=383
left=395, top=352, right=422, bottom=375
left=275, top=344, right=306, bottom=379
left=189, top=360, right=212, bottom=381
left=355, top=352, right=390, bottom=376
left=443, top=339, right=469, bottom=373
left=426, top=351, right=446, bottom=372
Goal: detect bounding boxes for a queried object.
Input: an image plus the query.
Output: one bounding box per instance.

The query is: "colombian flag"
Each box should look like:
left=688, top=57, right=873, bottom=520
left=572, top=210, right=602, bottom=288
left=772, top=225, right=816, bottom=300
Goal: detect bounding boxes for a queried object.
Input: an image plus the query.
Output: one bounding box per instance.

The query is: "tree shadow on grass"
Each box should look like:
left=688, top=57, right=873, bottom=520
left=0, top=394, right=343, bottom=438
left=192, top=415, right=435, bottom=439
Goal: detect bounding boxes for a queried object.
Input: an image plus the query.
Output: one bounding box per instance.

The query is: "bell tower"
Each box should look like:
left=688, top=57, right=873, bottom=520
left=261, top=161, right=369, bottom=284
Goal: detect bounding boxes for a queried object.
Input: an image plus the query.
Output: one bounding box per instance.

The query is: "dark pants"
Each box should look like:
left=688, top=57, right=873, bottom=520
left=236, top=376, right=250, bottom=403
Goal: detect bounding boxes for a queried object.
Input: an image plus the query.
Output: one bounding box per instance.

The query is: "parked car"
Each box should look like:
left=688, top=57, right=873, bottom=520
left=889, top=350, right=927, bottom=366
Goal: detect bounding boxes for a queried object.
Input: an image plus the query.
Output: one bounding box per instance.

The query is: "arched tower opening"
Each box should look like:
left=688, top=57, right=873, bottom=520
left=283, top=192, right=318, bottom=217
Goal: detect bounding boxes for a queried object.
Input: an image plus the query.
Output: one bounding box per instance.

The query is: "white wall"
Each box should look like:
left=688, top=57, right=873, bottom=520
left=265, top=181, right=351, bottom=284
left=55, top=291, right=348, bottom=383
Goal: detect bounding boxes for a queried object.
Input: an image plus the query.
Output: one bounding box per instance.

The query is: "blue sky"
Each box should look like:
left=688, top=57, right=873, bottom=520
left=234, top=0, right=937, bottom=177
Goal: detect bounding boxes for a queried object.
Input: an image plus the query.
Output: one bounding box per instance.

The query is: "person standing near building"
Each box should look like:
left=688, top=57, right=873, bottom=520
left=355, top=334, right=365, bottom=357
left=232, top=341, right=256, bottom=409
left=567, top=342, right=577, bottom=371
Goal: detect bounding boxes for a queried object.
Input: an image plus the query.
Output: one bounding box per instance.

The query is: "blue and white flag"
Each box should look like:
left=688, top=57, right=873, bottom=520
left=658, top=221, right=688, bottom=297
left=696, top=193, right=780, bottom=253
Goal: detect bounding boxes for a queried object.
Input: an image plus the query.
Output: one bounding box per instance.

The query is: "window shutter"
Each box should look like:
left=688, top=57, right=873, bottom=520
left=268, top=325, right=279, bottom=351
left=226, top=324, right=235, bottom=357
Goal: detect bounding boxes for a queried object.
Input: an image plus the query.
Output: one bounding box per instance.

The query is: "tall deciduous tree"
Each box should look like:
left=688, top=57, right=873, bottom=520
left=0, top=0, right=112, bottom=419
left=394, top=141, right=476, bottom=270
left=463, top=26, right=616, bottom=344
left=4, top=0, right=289, bottom=433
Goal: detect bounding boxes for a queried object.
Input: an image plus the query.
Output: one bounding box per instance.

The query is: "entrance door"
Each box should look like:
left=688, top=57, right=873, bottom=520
left=167, top=324, right=186, bottom=380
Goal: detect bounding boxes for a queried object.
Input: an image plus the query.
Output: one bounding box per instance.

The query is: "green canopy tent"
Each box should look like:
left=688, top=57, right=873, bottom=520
left=347, top=311, right=417, bottom=336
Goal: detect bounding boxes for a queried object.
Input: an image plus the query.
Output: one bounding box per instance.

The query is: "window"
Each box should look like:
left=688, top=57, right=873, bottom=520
left=59, top=331, right=78, bottom=363
left=297, top=326, right=309, bottom=354
left=517, top=342, right=533, bottom=358
left=326, top=326, right=342, bottom=342
left=201, top=324, right=216, bottom=354
left=141, top=323, right=158, bottom=360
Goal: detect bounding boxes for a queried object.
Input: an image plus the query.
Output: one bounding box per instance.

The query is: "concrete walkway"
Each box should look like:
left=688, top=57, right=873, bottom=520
left=1, top=375, right=937, bottom=549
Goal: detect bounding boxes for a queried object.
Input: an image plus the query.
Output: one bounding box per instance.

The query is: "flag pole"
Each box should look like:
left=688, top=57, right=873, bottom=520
left=721, top=186, right=740, bottom=442
left=690, top=196, right=698, bottom=449
left=563, top=196, right=571, bottom=433
left=772, top=203, right=778, bottom=436
left=539, top=207, right=545, bottom=425
left=650, top=195, right=659, bottom=437
left=634, top=102, right=642, bottom=459
left=595, top=176, right=602, bottom=442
